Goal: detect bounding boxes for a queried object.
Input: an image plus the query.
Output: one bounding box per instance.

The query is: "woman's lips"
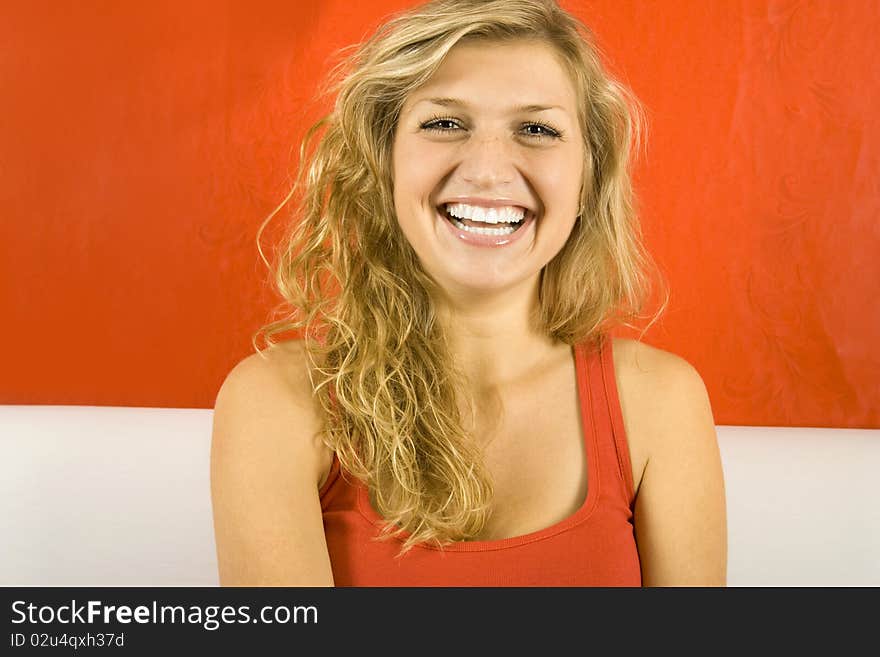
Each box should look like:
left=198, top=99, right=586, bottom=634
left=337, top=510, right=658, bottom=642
left=436, top=206, right=536, bottom=248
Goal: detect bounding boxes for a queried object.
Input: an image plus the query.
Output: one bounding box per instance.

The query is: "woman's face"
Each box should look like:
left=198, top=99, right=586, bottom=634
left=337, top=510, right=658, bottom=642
left=392, top=38, right=585, bottom=302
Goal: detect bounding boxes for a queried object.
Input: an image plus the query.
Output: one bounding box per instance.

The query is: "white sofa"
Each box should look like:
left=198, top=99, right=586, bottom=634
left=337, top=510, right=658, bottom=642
left=1, top=405, right=877, bottom=586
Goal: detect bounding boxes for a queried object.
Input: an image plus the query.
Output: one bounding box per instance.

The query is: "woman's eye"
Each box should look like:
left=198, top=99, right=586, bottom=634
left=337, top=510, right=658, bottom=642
left=523, top=123, right=560, bottom=138
left=420, top=118, right=561, bottom=140
left=422, top=118, right=459, bottom=132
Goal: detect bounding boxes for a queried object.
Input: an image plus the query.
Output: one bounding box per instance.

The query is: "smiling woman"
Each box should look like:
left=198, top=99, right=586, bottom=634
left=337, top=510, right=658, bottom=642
left=393, top=39, right=583, bottom=286
left=210, top=0, right=726, bottom=587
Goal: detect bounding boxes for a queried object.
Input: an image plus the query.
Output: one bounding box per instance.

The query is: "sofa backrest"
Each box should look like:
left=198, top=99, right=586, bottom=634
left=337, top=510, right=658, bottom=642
left=1, top=405, right=877, bottom=586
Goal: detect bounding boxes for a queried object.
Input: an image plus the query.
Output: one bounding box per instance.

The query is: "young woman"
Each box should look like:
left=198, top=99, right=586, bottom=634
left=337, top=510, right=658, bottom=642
left=210, top=0, right=727, bottom=586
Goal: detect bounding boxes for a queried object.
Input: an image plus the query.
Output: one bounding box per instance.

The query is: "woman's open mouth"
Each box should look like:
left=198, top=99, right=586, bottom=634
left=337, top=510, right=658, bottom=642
left=436, top=203, right=536, bottom=248
left=438, top=203, right=527, bottom=235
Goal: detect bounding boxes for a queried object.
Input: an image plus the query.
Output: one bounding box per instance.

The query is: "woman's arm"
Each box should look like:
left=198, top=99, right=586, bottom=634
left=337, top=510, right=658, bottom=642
left=632, top=354, right=728, bottom=586
left=210, top=347, right=335, bottom=586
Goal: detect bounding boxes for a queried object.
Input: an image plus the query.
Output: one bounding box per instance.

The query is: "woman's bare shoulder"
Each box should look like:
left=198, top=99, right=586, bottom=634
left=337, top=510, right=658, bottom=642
left=611, top=337, right=712, bottom=427
left=210, top=338, right=336, bottom=585
left=610, top=338, right=726, bottom=585
left=610, top=337, right=714, bottom=494
left=214, top=338, right=333, bottom=490
left=611, top=337, right=702, bottom=383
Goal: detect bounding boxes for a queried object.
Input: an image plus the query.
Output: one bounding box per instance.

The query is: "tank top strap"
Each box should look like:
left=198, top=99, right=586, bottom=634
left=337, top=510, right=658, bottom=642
left=577, top=336, right=636, bottom=508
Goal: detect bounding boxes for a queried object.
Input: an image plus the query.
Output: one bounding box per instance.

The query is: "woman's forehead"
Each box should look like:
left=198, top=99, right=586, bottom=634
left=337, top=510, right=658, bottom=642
left=404, top=40, right=577, bottom=114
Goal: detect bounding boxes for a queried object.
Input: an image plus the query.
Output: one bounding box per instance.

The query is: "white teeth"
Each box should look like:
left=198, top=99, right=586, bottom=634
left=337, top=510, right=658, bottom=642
left=450, top=219, right=518, bottom=236
left=444, top=203, right=525, bottom=224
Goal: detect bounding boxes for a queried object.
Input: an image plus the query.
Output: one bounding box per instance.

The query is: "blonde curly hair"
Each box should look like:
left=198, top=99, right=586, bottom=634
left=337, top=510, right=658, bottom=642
left=253, top=0, right=667, bottom=556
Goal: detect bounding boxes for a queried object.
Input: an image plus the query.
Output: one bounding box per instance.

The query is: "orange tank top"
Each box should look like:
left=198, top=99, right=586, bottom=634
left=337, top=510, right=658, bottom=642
left=318, top=336, right=642, bottom=586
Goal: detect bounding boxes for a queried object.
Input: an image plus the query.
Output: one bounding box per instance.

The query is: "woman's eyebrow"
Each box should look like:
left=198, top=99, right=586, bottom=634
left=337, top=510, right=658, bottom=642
left=414, top=96, right=564, bottom=113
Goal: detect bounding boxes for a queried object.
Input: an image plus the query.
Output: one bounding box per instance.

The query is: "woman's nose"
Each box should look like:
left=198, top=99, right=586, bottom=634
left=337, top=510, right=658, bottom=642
left=457, top=135, right=516, bottom=188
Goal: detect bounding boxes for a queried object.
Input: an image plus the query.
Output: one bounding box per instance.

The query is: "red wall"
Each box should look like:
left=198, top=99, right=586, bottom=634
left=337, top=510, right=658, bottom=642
left=2, top=1, right=877, bottom=428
